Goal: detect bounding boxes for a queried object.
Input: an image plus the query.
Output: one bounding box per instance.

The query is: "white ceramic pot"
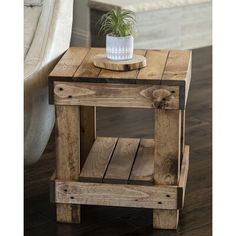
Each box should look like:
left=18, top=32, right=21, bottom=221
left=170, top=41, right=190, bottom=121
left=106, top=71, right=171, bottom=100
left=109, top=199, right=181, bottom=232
left=106, top=35, right=134, bottom=60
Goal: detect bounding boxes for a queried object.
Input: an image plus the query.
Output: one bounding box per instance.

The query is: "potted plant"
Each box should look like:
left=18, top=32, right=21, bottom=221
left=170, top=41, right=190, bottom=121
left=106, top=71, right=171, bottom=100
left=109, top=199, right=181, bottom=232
left=99, top=8, right=136, bottom=61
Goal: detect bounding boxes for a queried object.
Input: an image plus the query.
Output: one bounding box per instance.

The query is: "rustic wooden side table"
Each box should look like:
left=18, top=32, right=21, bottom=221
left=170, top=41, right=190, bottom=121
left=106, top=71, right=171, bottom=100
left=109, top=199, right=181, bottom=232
left=49, top=47, right=192, bottom=229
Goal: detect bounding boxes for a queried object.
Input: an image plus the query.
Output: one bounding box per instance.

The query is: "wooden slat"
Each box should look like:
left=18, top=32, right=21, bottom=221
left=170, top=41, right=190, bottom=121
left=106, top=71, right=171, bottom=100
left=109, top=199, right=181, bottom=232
left=98, top=49, right=146, bottom=80
left=178, top=145, right=190, bottom=208
left=162, top=50, right=191, bottom=83
left=50, top=47, right=89, bottom=77
left=54, top=181, right=178, bottom=210
left=137, top=50, right=169, bottom=82
left=79, top=137, right=118, bottom=182
left=129, top=139, right=154, bottom=185
left=181, top=110, right=186, bottom=160
left=74, top=47, right=105, bottom=78
left=80, top=106, right=96, bottom=168
left=53, top=82, right=180, bottom=109
left=104, top=138, right=140, bottom=183
left=153, top=109, right=181, bottom=229
left=55, top=105, right=81, bottom=223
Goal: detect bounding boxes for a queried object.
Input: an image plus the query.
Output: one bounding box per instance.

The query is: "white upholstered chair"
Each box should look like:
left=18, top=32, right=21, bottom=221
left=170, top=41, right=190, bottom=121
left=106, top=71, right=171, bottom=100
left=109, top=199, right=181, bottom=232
left=24, top=0, right=74, bottom=165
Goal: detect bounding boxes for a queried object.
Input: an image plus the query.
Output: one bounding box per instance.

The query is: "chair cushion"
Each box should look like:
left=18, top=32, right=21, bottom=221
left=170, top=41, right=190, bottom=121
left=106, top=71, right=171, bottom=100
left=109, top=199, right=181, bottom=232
left=24, top=5, right=42, bottom=57
left=24, top=0, right=43, bottom=6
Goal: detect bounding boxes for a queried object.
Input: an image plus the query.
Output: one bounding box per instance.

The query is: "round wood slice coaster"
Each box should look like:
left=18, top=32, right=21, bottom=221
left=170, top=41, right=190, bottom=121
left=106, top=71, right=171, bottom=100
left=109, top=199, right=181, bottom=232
left=93, top=54, right=147, bottom=71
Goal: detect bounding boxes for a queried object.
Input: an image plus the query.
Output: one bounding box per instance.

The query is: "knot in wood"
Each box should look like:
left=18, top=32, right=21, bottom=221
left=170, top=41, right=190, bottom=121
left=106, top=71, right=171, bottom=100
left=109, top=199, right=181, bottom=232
left=152, top=89, right=171, bottom=109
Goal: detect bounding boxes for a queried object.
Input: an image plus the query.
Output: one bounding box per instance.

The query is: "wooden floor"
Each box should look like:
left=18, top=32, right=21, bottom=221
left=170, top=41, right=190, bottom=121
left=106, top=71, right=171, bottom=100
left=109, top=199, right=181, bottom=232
left=24, top=46, right=212, bottom=236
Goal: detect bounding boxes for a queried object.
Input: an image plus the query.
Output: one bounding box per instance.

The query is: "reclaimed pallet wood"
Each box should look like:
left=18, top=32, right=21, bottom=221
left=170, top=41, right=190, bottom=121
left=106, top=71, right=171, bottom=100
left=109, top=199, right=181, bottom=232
left=153, top=109, right=182, bottom=229
left=49, top=47, right=192, bottom=229
left=104, top=138, right=140, bottom=184
left=53, top=82, right=180, bottom=109
left=129, top=139, right=154, bottom=185
left=52, top=181, right=179, bottom=210
left=80, top=106, right=96, bottom=168
left=93, top=54, right=146, bottom=71
left=178, top=145, right=190, bottom=207
left=79, top=137, right=118, bottom=182
left=137, top=50, right=169, bottom=81
left=55, top=105, right=81, bottom=223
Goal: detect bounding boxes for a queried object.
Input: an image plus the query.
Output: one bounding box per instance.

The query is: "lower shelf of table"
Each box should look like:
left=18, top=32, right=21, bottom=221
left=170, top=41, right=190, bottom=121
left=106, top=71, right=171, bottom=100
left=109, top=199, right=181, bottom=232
left=80, top=137, right=154, bottom=185
left=50, top=144, right=189, bottom=210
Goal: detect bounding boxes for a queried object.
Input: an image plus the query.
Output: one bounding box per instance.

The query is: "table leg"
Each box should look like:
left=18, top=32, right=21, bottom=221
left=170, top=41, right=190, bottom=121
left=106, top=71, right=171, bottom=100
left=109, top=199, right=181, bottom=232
left=80, top=106, right=96, bottom=169
left=153, top=109, right=182, bottom=229
left=55, top=105, right=81, bottom=223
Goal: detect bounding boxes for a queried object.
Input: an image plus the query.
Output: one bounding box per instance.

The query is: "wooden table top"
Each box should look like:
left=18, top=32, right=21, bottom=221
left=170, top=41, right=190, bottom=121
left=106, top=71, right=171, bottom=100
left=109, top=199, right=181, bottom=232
left=49, top=47, right=192, bottom=108
left=49, top=47, right=191, bottom=86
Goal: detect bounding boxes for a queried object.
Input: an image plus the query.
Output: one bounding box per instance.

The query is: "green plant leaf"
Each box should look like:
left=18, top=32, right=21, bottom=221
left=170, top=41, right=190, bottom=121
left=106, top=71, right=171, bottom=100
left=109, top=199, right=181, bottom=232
left=98, top=8, right=136, bottom=37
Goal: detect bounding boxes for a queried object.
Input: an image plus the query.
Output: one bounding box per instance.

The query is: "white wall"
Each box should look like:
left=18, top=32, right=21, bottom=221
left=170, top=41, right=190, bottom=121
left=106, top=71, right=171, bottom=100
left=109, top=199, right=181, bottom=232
left=70, top=0, right=90, bottom=46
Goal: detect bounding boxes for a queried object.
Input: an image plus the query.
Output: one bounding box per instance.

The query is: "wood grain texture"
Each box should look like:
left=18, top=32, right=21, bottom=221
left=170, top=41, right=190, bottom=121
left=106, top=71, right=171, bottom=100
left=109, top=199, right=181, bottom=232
left=154, top=110, right=181, bottom=185
left=80, top=106, right=96, bottom=168
left=162, top=50, right=191, bottom=83
left=53, top=82, right=180, bottom=109
left=178, top=145, right=190, bottom=208
left=181, top=110, right=186, bottom=160
left=79, top=137, right=118, bottom=182
left=129, top=139, right=154, bottom=185
left=50, top=47, right=89, bottom=77
left=153, top=209, right=179, bottom=229
left=55, top=105, right=81, bottom=223
left=54, top=181, right=178, bottom=210
left=153, top=109, right=181, bottom=229
left=104, top=138, right=140, bottom=183
left=74, top=48, right=104, bottom=78
left=137, top=50, right=169, bottom=81
left=98, top=49, right=146, bottom=79
left=93, top=54, right=146, bottom=71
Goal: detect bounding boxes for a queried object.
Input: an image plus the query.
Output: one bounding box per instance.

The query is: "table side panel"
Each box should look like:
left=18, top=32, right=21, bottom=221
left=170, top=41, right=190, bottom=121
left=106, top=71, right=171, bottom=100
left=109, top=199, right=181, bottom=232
left=54, top=181, right=178, bottom=210
left=53, top=82, right=180, bottom=109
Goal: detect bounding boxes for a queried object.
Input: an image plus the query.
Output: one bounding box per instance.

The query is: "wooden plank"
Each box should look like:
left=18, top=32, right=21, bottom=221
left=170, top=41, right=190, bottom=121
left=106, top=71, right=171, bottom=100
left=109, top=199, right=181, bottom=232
left=129, top=139, right=154, bottom=185
left=55, top=105, right=81, bottom=223
left=104, top=138, right=140, bottom=183
left=153, top=209, right=179, bottom=229
left=94, top=54, right=146, bottom=71
left=74, top=47, right=104, bottom=78
left=98, top=49, right=146, bottom=80
left=162, top=50, right=191, bottom=83
left=80, top=106, right=96, bottom=168
left=79, top=137, right=118, bottom=182
left=50, top=47, right=89, bottom=77
left=53, top=82, right=180, bottom=109
left=153, top=109, right=181, bottom=229
left=161, top=50, right=191, bottom=109
left=181, top=110, right=186, bottom=161
left=178, top=145, right=190, bottom=208
left=55, top=181, right=178, bottom=210
left=154, top=110, right=181, bottom=184
left=185, top=52, right=192, bottom=106
left=137, top=50, right=169, bottom=82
